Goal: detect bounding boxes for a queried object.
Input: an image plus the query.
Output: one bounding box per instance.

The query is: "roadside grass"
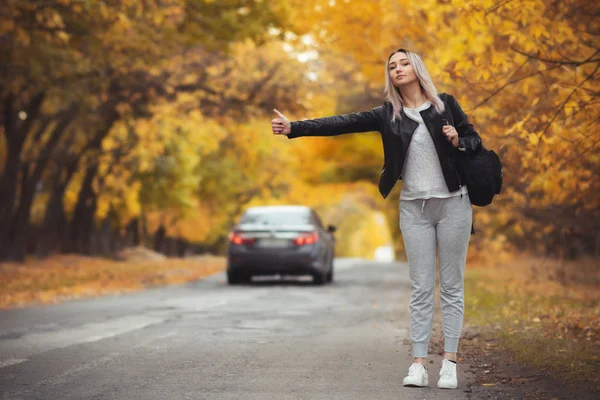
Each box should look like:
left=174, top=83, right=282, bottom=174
left=0, top=253, right=226, bottom=308
left=464, top=256, right=600, bottom=384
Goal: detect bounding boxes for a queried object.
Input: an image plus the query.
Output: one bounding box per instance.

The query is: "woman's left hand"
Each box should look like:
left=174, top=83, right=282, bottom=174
left=442, top=125, right=459, bottom=148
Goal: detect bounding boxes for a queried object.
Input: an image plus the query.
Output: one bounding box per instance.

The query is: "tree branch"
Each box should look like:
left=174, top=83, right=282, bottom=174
left=510, top=47, right=600, bottom=66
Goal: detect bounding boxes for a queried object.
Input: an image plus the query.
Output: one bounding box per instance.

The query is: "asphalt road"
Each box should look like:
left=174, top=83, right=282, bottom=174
left=0, top=259, right=475, bottom=400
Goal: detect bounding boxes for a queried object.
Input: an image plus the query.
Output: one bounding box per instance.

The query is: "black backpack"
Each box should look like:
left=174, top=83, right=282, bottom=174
left=454, top=148, right=503, bottom=207
left=441, top=99, right=503, bottom=207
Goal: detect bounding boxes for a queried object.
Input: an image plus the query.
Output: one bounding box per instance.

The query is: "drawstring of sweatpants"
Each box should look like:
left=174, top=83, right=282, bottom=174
left=421, top=199, right=426, bottom=214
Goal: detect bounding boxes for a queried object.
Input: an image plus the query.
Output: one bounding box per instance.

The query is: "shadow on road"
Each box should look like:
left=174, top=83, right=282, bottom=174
left=238, top=276, right=319, bottom=287
left=218, top=275, right=407, bottom=290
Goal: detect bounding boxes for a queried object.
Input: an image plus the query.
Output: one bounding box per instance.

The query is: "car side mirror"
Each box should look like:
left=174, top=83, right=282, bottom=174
left=327, top=225, right=336, bottom=234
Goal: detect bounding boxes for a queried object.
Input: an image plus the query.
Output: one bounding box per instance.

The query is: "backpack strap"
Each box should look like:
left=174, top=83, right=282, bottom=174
left=439, top=94, right=455, bottom=127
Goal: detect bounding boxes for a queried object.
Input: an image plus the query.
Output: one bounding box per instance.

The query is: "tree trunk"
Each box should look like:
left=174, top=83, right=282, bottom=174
left=3, top=164, right=30, bottom=261
left=68, top=165, right=98, bottom=253
left=38, top=168, right=74, bottom=257
left=43, top=133, right=97, bottom=255
left=0, top=92, right=46, bottom=259
left=37, top=183, right=68, bottom=257
left=0, top=148, right=25, bottom=258
left=153, top=224, right=166, bottom=252
left=176, top=238, right=187, bottom=258
left=70, top=117, right=122, bottom=255
left=81, top=190, right=98, bottom=255
left=97, top=214, right=113, bottom=256
left=125, top=219, right=140, bottom=247
left=6, top=112, right=74, bottom=260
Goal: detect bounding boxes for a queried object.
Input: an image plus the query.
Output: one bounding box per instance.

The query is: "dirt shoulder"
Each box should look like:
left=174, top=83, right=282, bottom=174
left=423, top=319, right=599, bottom=399
left=457, top=256, right=600, bottom=399
left=460, top=325, right=599, bottom=400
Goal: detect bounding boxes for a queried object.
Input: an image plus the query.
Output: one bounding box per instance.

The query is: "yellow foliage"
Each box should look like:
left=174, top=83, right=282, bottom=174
left=3, top=0, right=597, bottom=261
left=290, top=0, right=599, bottom=257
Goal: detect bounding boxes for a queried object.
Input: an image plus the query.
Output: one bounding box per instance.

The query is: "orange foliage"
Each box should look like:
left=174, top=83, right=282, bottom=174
left=290, top=0, right=599, bottom=258
left=2, top=0, right=597, bottom=261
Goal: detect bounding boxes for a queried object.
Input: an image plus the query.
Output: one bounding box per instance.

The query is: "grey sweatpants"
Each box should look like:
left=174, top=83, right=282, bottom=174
left=400, top=195, right=473, bottom=358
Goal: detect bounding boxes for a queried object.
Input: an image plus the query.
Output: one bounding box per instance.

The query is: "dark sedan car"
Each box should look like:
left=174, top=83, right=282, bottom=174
left=226, top=205, right=336, bottom=285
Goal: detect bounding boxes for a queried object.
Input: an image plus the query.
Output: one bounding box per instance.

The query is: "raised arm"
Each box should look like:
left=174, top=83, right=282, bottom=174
left=271, top=107, right=384, bottom=139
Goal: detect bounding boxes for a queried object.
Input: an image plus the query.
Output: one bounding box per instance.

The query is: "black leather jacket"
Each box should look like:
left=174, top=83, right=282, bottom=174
left=288, top=93, right=482, bottom=199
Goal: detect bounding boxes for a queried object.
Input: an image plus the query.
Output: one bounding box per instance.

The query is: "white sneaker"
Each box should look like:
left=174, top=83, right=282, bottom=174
left=437, top=359, right=458, bottom=389
left=403, top=363, right=429, bottom=387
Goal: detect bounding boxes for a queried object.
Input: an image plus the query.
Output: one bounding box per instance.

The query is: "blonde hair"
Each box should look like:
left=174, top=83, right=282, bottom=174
left=384, top=48, right=445, bottom=122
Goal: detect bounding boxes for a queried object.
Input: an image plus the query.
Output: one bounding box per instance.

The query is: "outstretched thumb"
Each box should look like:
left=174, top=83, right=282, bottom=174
left=273, top=109, right=286, bottom=119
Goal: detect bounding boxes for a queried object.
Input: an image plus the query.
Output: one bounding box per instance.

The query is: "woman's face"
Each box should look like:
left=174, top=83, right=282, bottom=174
left=388, top=52, right=417, bottom=88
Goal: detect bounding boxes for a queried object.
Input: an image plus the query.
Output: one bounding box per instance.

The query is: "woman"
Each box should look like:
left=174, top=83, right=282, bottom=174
left=271, top=48, right=481, bottom=390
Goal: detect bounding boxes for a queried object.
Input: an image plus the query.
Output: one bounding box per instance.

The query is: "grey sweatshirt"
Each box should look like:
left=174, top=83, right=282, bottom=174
left=400, top=101, right=467, bottom=200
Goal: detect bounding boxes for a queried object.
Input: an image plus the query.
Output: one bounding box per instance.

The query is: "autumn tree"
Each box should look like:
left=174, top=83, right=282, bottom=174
left=0, top=0, right=309, bottom=260
left=286, top=0, right=599, bottom=259
left=3, top=0, right=596, bottom=262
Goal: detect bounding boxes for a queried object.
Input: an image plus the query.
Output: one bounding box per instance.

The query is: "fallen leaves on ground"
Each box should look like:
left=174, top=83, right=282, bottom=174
left=0, top=252, right=225, bottom=308
left=464, top=255, right=600, bottom=385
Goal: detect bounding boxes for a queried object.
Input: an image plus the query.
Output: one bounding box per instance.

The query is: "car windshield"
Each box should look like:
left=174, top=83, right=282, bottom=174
left=240, top=210, right=311, bottom=226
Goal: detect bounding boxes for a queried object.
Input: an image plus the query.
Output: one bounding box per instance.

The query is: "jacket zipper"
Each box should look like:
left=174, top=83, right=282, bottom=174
left=451, top=157, right=463, bottom=197
left=443, top=101, right=463, bottom=195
